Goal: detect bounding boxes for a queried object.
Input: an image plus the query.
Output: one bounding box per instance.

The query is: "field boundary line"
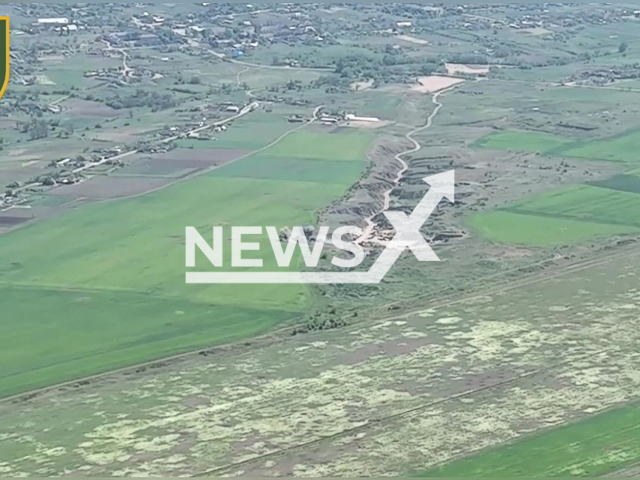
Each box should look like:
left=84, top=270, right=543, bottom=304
left=3, top=91, right=640, bottom=403
left=83, top=104, right=325, bottom=206
left=0, top=105, right=328, bottom=405
left=193, top=349, right=615, bottom=477
left=2, top=238, right=638, bottom=407
left=374, top=238, right=640, bottom=324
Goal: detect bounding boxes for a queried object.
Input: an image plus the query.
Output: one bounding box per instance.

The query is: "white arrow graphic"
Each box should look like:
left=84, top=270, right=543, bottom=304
left=186, top=170, right=455, bottom=284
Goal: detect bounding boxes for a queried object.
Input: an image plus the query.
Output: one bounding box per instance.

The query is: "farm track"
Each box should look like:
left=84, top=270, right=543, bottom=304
left=88, top=104, right=324, bottom=204
left=3, top=87, right=640, bottom=405
left=358, top=85, right=459, bottom=244
left=4, top=82, right=640, bottom=414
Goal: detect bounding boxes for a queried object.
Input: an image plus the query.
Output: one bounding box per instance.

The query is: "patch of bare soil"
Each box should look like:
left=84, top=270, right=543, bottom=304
left=0, top=205, right=70, bottom=235
left=412, top=76, right=465, bottom=93
left=0, top=214, right=32, bottom=227
left=117, top=148, right=250, bottom=178
left=91, top=127, right=156, bottom=143
left=39, top=55, right=65, bottom=63
left=351, top=80, right=374, bottom=91
left=519, top=27, right=553, bottom=36
left=343, top=119, right=394, bottom=129
left=153, top=148, right=250, bottom=167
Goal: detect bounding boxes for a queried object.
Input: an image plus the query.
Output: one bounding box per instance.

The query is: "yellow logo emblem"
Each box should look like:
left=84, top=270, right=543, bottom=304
left=0, top=17, right=9, bottom=100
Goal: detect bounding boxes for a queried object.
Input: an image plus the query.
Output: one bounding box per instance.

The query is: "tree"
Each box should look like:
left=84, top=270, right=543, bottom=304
left=619, top=41, right=629, bottom=53
left=28, top=120, right=49, bottom=141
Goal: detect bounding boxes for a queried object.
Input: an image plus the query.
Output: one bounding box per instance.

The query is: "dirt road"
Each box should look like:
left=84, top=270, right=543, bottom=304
left=0, top=102, right=327, bottom=405
left=102, top=40, right=133, bottom=79
left=70, top=102, right=258, bottom=175
left=357, top=85, right=460, bottom=244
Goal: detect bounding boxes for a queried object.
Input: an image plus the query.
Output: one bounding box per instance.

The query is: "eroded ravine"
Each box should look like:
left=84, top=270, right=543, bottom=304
left=357, top=86, right=459, bottom=245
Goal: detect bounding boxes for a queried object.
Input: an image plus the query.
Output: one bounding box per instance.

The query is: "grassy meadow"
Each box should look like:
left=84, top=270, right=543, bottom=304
left=472, top=131, right=570, bottom=153
left=264, top=130, right=372, bottom=161
left=476, top=127, right=640, bottom=165
left=469, top=183, right=640, bottom=246
left=556, top=128, right=640, bottom=163
left=0, top=127, right=370, bottom=397
left=467, top=210, right=638, bottom=246
left=471, top=127, right=640, bottom=245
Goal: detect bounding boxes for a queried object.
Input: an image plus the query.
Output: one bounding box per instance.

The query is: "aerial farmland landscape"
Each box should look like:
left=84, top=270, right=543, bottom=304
left=4, top=1, right=640, bottom=477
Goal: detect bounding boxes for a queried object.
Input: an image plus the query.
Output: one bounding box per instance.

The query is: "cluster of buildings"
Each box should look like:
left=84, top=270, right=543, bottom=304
left=30, top=17, right=82, bottom=34
left=102, top=31, right=163, bottom=48
left=315, top=112, right=381, bottom=126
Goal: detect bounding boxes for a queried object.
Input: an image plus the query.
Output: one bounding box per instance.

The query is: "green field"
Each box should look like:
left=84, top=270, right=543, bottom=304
left=556, top=128, right=640, bottom=163
left=468, top=210, right=637, bottom=246
left=210, top=154, right=365, bottom=183
left=473, top=131, right=571, bottom=154
left=0, top=127, right=370, bottom=397
left=469, top=184, right=640, bottom=245
left=176, top=112, right=297, bottom=150
left=264, top=130, right=372, bottom=161
left=421, top=404, right=640, bottom=477
left=0, top=286, right=292, bottom=398
left=476, top=127, right=640, bottom=165
left=508, top=184, right=640, bottom=227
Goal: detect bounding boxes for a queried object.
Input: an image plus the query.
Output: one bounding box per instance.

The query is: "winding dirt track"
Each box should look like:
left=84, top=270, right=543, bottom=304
left=358, top=85, right=460, bottom=244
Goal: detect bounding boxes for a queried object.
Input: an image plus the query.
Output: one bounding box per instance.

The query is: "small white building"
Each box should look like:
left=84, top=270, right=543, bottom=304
left=225, top=105, right=240, bottom=113
left=345, top=113, right=380, bottom=123
left=396, top=21, right=412, bottom=28
left=38, top=17, right=69, bottom=25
